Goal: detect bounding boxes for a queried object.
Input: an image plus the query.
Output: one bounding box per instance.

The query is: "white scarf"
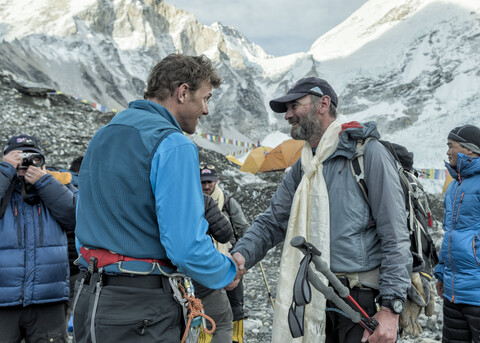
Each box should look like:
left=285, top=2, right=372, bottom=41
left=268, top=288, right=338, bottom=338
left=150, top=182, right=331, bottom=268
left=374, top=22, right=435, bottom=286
left=210, top=184, right=225, bottom=211
left=271, top=120, right=341, bottom=343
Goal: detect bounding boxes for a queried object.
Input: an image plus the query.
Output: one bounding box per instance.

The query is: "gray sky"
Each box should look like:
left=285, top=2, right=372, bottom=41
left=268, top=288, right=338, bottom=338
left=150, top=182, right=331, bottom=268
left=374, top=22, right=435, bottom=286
left=166, top=0, right=368, bottom=56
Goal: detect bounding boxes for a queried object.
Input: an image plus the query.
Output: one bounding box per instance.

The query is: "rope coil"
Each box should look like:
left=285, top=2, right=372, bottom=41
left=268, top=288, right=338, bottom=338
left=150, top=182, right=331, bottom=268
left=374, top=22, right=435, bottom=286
left=179, top=284, right=216, bottom=343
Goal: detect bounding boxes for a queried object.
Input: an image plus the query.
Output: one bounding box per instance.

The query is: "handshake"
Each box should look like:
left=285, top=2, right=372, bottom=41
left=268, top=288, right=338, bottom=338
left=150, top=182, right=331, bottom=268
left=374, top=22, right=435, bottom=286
left=225, top=252, right=247, bottom=290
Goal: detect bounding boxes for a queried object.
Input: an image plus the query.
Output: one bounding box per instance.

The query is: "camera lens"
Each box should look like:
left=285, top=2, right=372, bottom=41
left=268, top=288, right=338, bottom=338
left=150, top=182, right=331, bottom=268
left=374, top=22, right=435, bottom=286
left=32, top=156, right=43, bottom=167
left=20, top=153, right=45, bottom=169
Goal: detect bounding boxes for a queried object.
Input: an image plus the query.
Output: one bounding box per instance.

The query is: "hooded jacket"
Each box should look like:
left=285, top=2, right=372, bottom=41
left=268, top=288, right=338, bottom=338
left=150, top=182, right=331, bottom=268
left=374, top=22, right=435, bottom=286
left=434, top=153, right=480, bottom=306
left=0, top=162, right=76, bottom=307
left=232, top=121, right=412, bottom=300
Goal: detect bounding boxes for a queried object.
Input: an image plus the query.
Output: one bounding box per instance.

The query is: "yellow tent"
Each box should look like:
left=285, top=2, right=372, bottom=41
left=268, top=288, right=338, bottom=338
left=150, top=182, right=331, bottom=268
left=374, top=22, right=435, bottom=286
left=226, top=155, right=243, bottom=166
left=240, top=146, right=272, bottom=173
left=443, top=173, right=454, bottom=194
left=258, top=139, right=305, bottom=173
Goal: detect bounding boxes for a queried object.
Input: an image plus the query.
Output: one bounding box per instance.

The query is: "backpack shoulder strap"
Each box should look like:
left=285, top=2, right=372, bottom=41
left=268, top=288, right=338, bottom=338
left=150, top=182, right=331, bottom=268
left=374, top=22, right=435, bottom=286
left=349, top=137, right=377, bottom=207
left=222, top=192, right=231, bottom=215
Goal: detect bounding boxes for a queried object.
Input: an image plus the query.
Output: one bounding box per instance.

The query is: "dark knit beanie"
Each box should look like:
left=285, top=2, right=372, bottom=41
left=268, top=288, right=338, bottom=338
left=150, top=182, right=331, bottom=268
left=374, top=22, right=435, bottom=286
left=448, top=125, right=480, bottom=155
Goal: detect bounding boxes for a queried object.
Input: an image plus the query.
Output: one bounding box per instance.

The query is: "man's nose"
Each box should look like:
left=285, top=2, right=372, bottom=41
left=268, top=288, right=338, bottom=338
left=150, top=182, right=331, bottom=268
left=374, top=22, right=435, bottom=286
left=284, top=108, right=293, bottom=121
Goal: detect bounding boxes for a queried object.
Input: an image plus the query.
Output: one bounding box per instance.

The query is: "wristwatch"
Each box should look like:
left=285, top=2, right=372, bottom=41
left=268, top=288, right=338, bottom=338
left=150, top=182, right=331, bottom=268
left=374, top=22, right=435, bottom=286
left=381, top=297, right=405, bottom=314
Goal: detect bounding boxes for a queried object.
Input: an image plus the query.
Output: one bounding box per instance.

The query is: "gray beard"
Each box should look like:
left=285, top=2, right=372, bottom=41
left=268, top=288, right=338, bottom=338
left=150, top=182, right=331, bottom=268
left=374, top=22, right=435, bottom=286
left=291, top=124, right=314, bottom=141
left=290, top=109, right=324, bottom=143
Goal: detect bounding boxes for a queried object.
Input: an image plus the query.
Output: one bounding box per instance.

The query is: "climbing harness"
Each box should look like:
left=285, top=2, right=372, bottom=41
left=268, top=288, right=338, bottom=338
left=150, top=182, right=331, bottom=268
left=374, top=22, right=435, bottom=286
left=74, top=251, right=216, bottom=343
left=79, top=246, right=175, bottom=275
left=288, top=236, right=378, bottom=338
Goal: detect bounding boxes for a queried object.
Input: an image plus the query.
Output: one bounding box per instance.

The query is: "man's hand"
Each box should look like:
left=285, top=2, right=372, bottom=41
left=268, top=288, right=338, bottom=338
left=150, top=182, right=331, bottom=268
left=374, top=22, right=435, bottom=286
left=225, top=278, right=240, bottom=291
left=436, top=281, right=444, bottom=298
left=361, top=307, right=399, bottom=343
left=232, top=252, right=246, bottom=278
left=24, top=165, right=46, bottom=185
left=3, top=150, right=22, bottom=169
left=224, top=252, right=247, bottom=290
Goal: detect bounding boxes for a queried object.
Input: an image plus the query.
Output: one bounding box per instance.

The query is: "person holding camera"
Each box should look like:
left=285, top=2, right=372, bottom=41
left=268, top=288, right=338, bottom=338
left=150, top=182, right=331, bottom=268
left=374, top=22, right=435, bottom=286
left=0, top=134, right=77, bottom=343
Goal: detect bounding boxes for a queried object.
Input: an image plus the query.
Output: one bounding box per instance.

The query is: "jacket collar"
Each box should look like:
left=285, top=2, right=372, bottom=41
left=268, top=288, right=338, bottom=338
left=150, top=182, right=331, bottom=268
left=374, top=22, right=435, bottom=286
left=128, top=100, right=183, bottom=133
left=326, top=121, right=380, bottom=161
left=446, top=153, right=480, bottom=180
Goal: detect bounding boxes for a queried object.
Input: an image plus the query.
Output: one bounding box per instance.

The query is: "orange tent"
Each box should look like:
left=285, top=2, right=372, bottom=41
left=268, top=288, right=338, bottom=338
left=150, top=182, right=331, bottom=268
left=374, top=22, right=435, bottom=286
left=240, top=146, right=272, bottom=173
left=258, top=139, right=305, bottom=173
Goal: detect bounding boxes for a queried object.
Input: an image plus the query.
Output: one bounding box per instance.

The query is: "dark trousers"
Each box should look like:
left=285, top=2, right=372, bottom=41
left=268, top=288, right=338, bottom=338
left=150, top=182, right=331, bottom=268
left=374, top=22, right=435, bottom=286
left=226, top=279, right=244, bottom=321
left=66, top=272, right=82, bottom=321
left=0, top=302, right=67, bottom=343
left=325, top=284, right=379, bottom=343
left=73, top=272, right=183, bottom=343
left=443, top=298, right=480, bottom=343
left=201, top=289, right=233, bottom=342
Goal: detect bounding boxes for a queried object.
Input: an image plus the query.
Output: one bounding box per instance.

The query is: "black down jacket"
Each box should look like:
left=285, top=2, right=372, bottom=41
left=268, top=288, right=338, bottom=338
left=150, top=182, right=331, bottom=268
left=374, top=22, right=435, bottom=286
left=193, top=194, right=234, bottom=298
left=204, top=194, right=233, bottom=243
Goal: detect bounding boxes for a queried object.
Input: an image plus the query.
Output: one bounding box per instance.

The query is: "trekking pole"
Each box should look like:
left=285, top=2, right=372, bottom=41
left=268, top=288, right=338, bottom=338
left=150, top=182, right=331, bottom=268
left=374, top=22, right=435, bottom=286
left=259, top=261, right=275, bottom=309
left=290, top=236, right=378, bottom=334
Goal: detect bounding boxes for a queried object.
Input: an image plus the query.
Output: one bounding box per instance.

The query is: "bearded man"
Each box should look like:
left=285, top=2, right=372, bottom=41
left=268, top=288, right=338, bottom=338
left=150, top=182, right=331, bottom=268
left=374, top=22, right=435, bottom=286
left=231, top=77, right=411, bottom=343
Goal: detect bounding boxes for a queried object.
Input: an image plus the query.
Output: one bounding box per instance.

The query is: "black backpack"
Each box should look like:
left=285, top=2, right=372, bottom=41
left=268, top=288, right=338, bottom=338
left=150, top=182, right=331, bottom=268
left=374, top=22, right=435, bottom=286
left=350, top=137, right=439, bottom=276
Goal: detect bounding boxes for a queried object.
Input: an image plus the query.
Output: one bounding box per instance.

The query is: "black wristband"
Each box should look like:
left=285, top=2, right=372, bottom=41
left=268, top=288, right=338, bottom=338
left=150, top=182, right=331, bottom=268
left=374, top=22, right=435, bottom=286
left=381, top=297, right=404, bottom=314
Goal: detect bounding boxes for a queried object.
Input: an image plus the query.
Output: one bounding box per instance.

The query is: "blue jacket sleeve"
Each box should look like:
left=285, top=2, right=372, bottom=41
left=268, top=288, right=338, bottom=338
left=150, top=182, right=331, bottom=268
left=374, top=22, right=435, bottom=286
left=150, top=133, right=236, bottom=289
left=34, top=173, right=78, bottom=230
left=0, top=162, right=17, bottom=197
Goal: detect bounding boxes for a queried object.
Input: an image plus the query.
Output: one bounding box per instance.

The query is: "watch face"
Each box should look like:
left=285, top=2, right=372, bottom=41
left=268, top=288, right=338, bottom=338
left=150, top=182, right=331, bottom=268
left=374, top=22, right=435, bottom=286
left=393, top=300, right=404, bottom=313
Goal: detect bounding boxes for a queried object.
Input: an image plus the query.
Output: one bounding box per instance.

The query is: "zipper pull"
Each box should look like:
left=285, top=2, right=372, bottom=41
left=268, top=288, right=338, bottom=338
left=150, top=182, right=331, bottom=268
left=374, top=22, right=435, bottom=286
left=140, top=320, right=149, bottom=335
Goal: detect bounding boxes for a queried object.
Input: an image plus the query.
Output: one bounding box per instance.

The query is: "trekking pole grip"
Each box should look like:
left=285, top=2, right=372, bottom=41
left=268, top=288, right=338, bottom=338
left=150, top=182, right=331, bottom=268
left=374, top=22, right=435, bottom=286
left=290, top=236, right=349, bottom=298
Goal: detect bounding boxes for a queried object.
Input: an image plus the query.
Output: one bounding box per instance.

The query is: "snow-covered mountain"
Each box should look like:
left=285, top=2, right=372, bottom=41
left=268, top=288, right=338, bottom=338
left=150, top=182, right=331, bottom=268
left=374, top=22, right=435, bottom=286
left=0, top=0, right=275, bottom=148
left=308, top=0, right=480, bottom=169
left=0, top=0, right=479, bottom=170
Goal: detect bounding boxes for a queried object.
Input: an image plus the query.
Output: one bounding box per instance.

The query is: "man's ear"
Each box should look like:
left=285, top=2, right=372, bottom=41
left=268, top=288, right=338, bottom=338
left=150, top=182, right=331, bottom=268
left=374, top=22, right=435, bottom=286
left=320, top=95, right=331, bottom=110
left=467, top=149, right=480, bottom=158
left=177, top=83, right=189, bottom=103
left=315, top=96, right=330, bottom=117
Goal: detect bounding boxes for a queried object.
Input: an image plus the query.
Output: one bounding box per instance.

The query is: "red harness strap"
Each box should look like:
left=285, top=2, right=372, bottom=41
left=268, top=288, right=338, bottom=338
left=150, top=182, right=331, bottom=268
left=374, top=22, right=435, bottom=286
left=80, top=246, right=175, bottom=269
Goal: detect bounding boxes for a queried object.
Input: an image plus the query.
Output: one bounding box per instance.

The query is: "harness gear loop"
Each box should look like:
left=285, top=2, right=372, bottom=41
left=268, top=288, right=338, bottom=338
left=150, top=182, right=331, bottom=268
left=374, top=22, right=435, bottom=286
left=178, top=283, right=216, bottom=343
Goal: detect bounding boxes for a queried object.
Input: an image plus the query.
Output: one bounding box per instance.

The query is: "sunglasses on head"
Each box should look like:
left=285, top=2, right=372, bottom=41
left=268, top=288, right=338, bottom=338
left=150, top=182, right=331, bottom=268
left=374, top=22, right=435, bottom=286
left=200, top=164, right=215, bottom=170
left=288, top=253, right=312, bottom=338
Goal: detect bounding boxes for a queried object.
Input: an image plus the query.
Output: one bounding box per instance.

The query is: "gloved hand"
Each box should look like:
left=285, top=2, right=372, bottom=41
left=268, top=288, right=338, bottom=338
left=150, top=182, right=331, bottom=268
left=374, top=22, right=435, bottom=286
left=399, top=272, right=429, bottom=337
left=424, top=281, right=436, bottom=317
left=416, top=272, right=436, bottom=317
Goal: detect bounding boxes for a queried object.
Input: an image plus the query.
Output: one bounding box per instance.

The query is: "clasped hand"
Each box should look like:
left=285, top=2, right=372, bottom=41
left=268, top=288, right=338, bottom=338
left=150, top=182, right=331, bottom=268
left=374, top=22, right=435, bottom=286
left=225, top=252, right=247, bottom=290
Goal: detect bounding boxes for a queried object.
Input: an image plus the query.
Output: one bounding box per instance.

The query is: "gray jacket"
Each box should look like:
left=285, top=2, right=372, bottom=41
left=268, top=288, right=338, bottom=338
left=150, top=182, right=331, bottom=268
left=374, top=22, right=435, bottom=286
left=223, top=193, right=249, bottom=242
left=232, top=121, right=412, bottom=299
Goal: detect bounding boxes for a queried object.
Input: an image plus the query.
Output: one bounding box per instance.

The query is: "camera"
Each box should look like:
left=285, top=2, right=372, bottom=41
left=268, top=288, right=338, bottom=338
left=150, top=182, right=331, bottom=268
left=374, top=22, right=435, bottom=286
left=20, top=153, right=45, bottom=169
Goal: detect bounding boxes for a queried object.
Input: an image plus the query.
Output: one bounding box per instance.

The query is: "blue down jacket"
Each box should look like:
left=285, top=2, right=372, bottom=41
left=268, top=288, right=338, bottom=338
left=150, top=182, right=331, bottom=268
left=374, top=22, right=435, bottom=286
left=434, top=153, right=480, bottom=306
left=0, top=162, right=77, bottom=307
